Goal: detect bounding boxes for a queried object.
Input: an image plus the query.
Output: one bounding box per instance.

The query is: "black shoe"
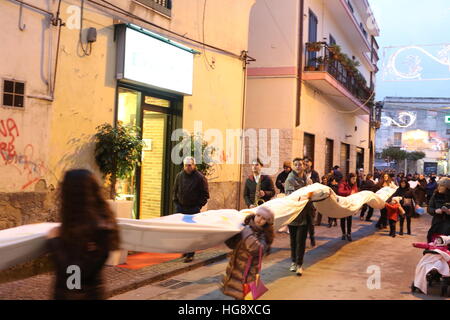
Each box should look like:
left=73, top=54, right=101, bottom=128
left=360, top=216, right=364, bottom=221
left=407, top=231, right=411, bottom=235
left=184, top=256, right=194, bottom=263
left=341, top=235, right=346, bottom=240
left=311, top=239, right=316, bottom=247
left=347, top=234, right=352, bottom=242
left=399, top=231, right=403, bottom=236
left=333, top=221, right=337, bottom=227
left=328, top=223, right=332, bottom=228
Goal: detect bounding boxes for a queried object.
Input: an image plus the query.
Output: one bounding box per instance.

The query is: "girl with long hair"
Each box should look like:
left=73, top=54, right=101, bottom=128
left=337, top=173, right=359, bottom=241
left=46, top=169, right=120, bottom=300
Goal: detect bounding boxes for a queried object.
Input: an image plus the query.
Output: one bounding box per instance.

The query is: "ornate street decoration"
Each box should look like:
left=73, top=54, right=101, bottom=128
left=381, top=111, right=417, bottom=128
left=382, top=44, right=450, bottom=81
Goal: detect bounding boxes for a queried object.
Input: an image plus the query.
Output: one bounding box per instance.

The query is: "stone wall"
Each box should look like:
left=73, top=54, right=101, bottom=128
left=0, top=191, right=57, bottom=231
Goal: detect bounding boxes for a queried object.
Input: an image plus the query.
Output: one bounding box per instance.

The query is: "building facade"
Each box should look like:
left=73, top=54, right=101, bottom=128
left=0, top=0, right=255, bottom=228
left=375, top=97, right=450, bottom=175
left=244, top=0, right=380, bottom=200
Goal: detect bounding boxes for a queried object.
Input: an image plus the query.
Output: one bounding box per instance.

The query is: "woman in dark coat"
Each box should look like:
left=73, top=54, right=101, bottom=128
left=359, top=174, right=378, bottom=221
left=427, top=178, right=450, bottom=243
left=221, top=207, right=274, bottom=300
left=390, top=178, right=416, bottom=235
left=426, top=177, right=437, bottom=205
left=414, top=174, right=427, bottom=207
left=46, top=169, right=120, bottom=300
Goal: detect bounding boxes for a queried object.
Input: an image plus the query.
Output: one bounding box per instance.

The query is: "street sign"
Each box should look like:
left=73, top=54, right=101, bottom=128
left=446, top=115, right=450, bottom=123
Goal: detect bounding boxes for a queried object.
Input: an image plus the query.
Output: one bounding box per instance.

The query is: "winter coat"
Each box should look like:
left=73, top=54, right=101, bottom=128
left=391, top=187, right=416, bottom=217
left=426, top=181, right=438, bottom=198
left=243, top=175, right=275, bottom=207
left=414, top=179, right=427, bottom=204
left=337, top=181, right=358, bottom=197
left=221, top=219, right=268, bottom=300
left=285, top=171, right=314, bottom=226
left=275, top=170, right=291, bottom=193
left=427, top=190, right=450, bottom=242
left=385, top=202, right=402, bottom=222
left=173, top=170, right=210, bottom=209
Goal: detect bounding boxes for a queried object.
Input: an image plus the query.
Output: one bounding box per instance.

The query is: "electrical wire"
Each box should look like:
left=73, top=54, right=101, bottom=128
left=85, top=0, right=244, bottom=61
left=202, top=0, right=215, bottom=70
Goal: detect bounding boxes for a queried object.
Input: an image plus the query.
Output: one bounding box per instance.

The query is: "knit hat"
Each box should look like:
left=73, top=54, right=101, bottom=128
left=437, top=177, right=450, bottom=189
left=256, top=206, right=275, bottom=225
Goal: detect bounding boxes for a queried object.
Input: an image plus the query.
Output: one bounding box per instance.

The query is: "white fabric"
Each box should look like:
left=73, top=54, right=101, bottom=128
left=414, top=250, right=450, bottom=294
left=0, top=183, right=397, bottom=271
left=409, top=181, right=419, bottom=189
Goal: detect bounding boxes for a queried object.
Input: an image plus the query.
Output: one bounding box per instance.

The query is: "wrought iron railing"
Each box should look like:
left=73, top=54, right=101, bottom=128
left=305, top=42, right=373, bottom=106
left=135, top=0, right=172, bottom=15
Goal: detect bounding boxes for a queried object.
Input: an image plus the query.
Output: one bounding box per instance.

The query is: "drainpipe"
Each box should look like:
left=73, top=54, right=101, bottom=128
left=296, top=0, right=305, bottom=127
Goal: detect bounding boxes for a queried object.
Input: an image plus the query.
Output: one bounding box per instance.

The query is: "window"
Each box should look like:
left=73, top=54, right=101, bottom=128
left=447, top=129, right=450, bottom=135
left=3, top=80, right=25, bottom=108
left=134, top=0, right=172, bottom=16
left=325, top=139, right=334, bottom=174
left=393, top=132, right=402, bottom=146
left=303, top=133, right=315, bottom=163
left=329, top=34, right=336, bottom=45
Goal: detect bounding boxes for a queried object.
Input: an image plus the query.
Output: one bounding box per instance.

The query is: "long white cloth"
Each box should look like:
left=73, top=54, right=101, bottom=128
left=0, top=183, right=396, bottom=271
left=414, top=250, right=450, bottom=294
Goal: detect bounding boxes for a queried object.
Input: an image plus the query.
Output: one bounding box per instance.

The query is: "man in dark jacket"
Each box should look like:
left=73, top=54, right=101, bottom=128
left=173, top=156, right=210, bottom=262
left=275, top=161, right=292, bottom=194
left=243, top=158, right=275, bottom=208
left=359, top=174, right=378, bottom=221
left=303, top=157, right=319, bottom=243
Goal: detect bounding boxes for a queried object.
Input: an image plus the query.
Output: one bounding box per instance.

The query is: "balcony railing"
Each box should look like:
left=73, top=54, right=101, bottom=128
left=134, top=0, right=172, bottom=16
left=305, top=42, right=373, bottom=106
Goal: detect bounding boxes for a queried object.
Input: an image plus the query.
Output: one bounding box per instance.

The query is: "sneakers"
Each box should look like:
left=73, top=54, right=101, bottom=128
left=290, top=263, right=297, bottom=272
left=296, top=266, right=303, bottom=276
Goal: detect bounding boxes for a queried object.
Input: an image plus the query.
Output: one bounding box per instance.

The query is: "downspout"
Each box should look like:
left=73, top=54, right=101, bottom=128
left=237, top=51, right=250, bottom=210
left=26, top=0, right=64, bottom=102
left=296, top=0, right=305, bottom=127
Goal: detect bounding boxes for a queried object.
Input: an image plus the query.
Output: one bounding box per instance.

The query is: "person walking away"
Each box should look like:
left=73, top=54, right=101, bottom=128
left=385, top=198, right=405, bottom=237
left=426, top=176, right=438, bottom=205
left=221, top=207, right=275, bottom=300
left=46, top=169, right=120, bottom=300
left=327, top=176, right=339, bottom=227
left=315, top=175, right=329, bottom=226
left=337, top=173, right=358, bottom=241
left=414, top=174, right=427, bottom=207
left=359, top=174, right=377, bottom=221
left=285, top=158, right=313, bottom=276
left=275, top=161, right=292, bottom=194
left=243, top=158, right=275, bottom=209
left=303, top=157, right=319, bottom=246
left=426, top=178, right=450, bottom=243
left=173, top=156, right=210, bottom=263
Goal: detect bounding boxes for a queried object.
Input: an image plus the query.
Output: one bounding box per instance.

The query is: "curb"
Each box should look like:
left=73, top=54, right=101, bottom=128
left=106, top=251, right=230, bottom=298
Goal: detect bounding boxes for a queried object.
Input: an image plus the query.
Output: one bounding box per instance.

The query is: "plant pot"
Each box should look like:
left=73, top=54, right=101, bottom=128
left=317, top=64, right=326, bottom=71
left=307, top=48, right=320, bottom=52
left=306, top=65, right=316, bottom=71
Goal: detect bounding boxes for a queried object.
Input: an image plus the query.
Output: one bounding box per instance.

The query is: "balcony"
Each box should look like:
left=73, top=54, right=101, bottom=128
left=303, top=42, right=373, bottom=116
left=134, top=0, right=172, bottom=16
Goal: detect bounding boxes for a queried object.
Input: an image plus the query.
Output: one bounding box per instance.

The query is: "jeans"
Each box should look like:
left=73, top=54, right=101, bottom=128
left=340, top=216, right=352, bottom=235
left=175, top=204, right=201, bottom=258
left=288, top=225, right=308, bottom=266
left=360, top=204, right=374, bottom=220
left=399, top=214, right=412, bottom=234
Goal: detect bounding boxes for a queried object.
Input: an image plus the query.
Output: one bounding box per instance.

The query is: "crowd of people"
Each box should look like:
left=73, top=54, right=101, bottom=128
left=43, top=158, right=450, bottom=300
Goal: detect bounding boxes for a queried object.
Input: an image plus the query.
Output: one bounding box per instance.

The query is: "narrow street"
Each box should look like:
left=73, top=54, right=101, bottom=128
left=111, top=211, right=449, bottom=300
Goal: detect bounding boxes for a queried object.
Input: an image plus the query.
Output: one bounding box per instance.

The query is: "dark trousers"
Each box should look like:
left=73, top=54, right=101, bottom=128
left=399, top=215, right=412, bottom=234
left=307, top=212, right=315, bottom=241
left=389, top=219, right=397, bottom=236
left=316, top=213, right=322, bottom=225
left=360, top=204, right=374, bottom=220
left=288, top=225, right=308, bottom=266
left=340, top=216, right=352, bottom=235
left=328, top=218, right=337, bottom=226
left=376, top=208, right=388, bottom=229
left=176, top=204, right=201, bottom=258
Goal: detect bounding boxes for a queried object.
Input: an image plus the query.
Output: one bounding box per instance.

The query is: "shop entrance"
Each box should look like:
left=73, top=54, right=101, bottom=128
left=116, top=85, right=182, bottom=219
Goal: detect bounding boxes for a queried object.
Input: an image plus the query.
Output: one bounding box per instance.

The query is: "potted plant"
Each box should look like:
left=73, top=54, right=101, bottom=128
left=94, top=121, right=144, bottom=217
left=306, top=42, right=323, bottom=52
left=328, top=44, right=342, bottom=56
left=314, top=56, right=327, bottom=71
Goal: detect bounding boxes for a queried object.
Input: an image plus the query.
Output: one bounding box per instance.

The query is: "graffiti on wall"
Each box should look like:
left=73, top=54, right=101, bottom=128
left=0, top=118, right=50, bottom=190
